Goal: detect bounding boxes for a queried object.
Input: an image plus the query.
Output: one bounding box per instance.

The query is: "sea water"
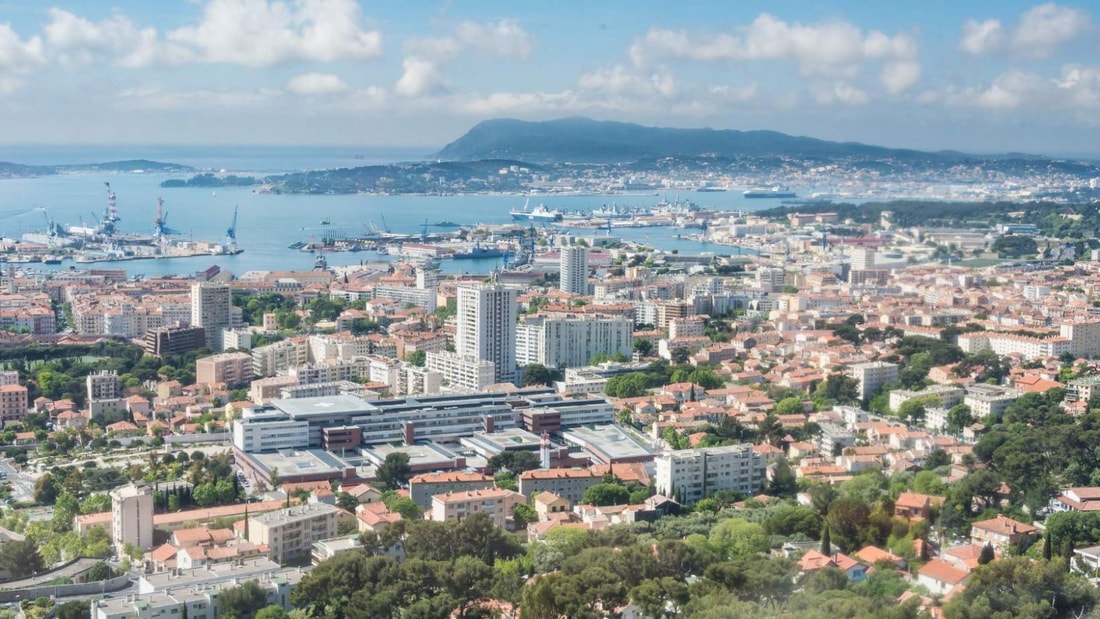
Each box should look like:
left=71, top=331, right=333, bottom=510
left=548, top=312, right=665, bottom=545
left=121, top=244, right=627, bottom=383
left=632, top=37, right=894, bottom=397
left=0, top=146, right=773, bottom=277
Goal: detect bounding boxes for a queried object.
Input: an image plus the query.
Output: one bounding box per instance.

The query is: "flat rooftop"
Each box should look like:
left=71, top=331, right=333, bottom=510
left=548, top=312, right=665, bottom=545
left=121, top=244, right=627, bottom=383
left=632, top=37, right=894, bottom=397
left=362, top=442, right=460, bottom=469
left=562, top=424, right=654, bottom=463
left=268, top=394, right=377, bottom=417
left=459, top=428, right=543, bottom=456
left=243, top=448, right=348, bottom=477
left=138, top=557, right=296, bottom=593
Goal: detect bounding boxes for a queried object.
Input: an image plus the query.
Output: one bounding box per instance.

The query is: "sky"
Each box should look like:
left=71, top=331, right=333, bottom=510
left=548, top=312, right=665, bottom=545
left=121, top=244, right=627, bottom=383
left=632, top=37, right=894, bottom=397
left=0, top=0, right=1098, bottom=154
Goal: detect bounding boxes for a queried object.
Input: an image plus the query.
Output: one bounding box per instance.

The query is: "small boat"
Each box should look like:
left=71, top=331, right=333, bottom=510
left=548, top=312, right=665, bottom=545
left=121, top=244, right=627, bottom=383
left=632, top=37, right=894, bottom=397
left=432, top=221, right=461, bottom=228
left=320, top=218, right=332, bottom=225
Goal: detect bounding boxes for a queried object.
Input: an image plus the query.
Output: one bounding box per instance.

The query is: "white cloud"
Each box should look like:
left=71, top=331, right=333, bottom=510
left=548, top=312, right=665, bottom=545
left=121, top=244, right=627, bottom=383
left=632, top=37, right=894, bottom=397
left=629, top=14, right=917, bottom=77
left=405, top=19, right=533, bottom=61
left=113, top=86, right=282, bottom=111
left=394, top=57, right=446, bottom=98
left=0, top=76, right=21, bottom=96
left=286, top=72, right=348, bottom=95
left=0, top=24, right=44, bottom=73
left=813, top=82, right=870, bottom=105
left=577, top=64, right=678, bottom=98
left=975, top=71, right=1045, bottom=109
left=881, top=61, right=922, bottom=95
left=396, top=19, right=531, bottom=102
left=960, top=18, right=1004, bottom=54
left=166, top=0, right=382, bottom=67
left=1054, top=64, right=1100, bottom=108
left=1012, top=3, right=1089, bottom=57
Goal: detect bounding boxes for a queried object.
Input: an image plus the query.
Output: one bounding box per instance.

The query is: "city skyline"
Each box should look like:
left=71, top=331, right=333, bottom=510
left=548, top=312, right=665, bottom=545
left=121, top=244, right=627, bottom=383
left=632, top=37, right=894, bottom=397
left=0, top=1, right=1097, bottom=154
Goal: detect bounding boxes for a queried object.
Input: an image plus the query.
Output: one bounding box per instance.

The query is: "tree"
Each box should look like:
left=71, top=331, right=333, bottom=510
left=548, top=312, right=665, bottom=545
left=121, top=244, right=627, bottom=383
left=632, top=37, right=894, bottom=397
left=254, top=607, right=288, bottom=619
left=56, top=602, right=90, bottom=619
left=978, top=542, right=995, bottom=565
left=814, top=373, right=860, bottom=406
left=513, top=503, right=537, bottom=529
left=582, top=483, right=631, bottom=506
left=774, top=397, right=804, bottom=415
left=944, top=556, right=1098, bottom=619
left=488, top=450, right=541, bottom=474
left=219, top=580, right=269, bottom=619
left=708, top=518, right=770, bottom=559
left=336, top=492, right=359, bottom=513
left=404, top=350, right=426, bottom=367
left=376, top=452, right=412, bottom=490
left=825, top=497, right=871, bottom=553
left=767, top=459, right=798, bottom=498
left=521, top=363, right=555, bottom=386
left=634, top=339, right=654, bottom=357
left=0, top=539, right=43, bottom=578
left=821, top=524, right=832, bottom=555
left=33, top=472, right=59, bottom=505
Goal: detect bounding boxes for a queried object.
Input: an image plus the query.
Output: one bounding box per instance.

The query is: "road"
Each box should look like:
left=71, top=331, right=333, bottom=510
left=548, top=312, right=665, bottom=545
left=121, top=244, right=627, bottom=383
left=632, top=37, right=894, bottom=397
left=0, top=459, right=36, bottom=503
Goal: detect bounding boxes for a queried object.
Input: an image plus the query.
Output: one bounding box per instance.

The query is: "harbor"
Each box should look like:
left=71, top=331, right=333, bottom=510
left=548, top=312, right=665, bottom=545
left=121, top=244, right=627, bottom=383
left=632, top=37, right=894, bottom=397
left=4, top=183, right=241, bottom=264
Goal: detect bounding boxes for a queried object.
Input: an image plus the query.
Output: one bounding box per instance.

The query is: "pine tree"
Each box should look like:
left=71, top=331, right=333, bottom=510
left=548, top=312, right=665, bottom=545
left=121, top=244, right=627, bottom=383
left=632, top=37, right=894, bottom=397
left=821, top=524, right=832, bottom=555
left=1043, top=532, right=1052, bottom=561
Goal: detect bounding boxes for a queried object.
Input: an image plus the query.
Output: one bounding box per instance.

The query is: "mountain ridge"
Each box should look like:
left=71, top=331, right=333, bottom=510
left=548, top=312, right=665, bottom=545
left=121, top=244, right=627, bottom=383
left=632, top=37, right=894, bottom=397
left=434, top=117, right=1044, bottom=164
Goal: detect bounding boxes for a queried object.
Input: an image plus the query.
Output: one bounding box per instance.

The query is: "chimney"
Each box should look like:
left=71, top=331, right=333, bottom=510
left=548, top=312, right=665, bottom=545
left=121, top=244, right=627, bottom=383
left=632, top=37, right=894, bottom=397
left=540, top=433, right=551, bottom=470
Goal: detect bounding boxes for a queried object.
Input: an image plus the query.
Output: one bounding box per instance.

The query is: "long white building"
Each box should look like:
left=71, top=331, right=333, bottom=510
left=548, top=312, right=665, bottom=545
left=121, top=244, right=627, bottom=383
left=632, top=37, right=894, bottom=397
left=655, top=444, right=767, bottom=505
left=559, top=245, right=589, bottom=295
left=191, top=282, right=233, bottom=350
left=516, top=315, right=633, bottom=369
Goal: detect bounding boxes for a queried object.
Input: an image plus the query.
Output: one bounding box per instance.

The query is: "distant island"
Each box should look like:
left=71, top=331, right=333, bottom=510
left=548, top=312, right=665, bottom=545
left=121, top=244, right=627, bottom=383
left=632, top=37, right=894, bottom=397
left=0, top=159, right=194, bottom=179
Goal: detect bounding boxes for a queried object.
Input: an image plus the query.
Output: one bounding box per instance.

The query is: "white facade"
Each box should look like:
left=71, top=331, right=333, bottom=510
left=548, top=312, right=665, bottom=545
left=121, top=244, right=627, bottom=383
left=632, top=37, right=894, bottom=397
left=111, top=483, right=154, bottom=552
left=847, top=361, right=899, bottom=402
left=559, top=246, right=589, bottom=295
left=191, top=282, right=232, bottom=351
left=516, top=315, right=634, bottom=369
left=456, top=283, right=517, bottom=384
left=654, top=444, right=766, bottom=505
left=1061, top=321, right=1100, bottom=358
left=87, top=370, right=120, bottom=401
left=957, top=332, right=1072, bottom=361
left=426, top=350, right=497, bottom=391
left=232, top=415, right=310, bottom=452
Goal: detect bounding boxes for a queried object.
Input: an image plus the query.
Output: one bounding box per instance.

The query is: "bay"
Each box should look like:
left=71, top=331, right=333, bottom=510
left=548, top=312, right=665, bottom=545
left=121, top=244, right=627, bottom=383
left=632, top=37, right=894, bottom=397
left=0, top=148, right=780, bottom=278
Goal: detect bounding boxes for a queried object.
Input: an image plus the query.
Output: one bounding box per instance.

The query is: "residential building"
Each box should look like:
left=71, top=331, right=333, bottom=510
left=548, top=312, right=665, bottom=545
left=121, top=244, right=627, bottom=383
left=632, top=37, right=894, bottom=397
left=246, top=503, right=340, bottom=565
left=143, top=324, right=206, bottom=358
left=970, top=515, right=1039, bottom=552
left=196, top=352, right=254, bottom=387
left=559, top=245, right=589, bottom=295
left=425, top=350, right=497, bottom=391
left=191, top=282, right=232, bottom=350
left=847, top=361, right=899, bottom=402
left=518, top=467, right=603, bottom=503
left=515, top=315, right=633, bottom=369
left=964, top=384, right=1021, bottom=418
left=655, top=444, right=767, bottom=505
left=111, top=483, right=155, bottom=552
left=87, top=370, right=120, bottom=401
left=0, top=384, right=27, bottom=423
left=409, top=471, right=495, bottom=509
left=456, top=283, right=518, bottom=385
left=917, top=559, right=970, bottom=596
left=430, top=488, right=525, bottom=528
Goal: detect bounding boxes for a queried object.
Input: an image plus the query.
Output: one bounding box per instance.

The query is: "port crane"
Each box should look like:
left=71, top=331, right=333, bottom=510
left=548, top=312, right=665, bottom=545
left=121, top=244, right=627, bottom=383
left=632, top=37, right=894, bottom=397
left=225, top=205, right=238, bottom=253
left=152, top=197, right=180, bottom=243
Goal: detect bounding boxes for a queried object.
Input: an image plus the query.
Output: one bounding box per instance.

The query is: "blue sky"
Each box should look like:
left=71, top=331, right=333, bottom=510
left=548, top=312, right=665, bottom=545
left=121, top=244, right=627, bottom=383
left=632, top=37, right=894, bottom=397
left=0, top=1, right=1097, bottom=154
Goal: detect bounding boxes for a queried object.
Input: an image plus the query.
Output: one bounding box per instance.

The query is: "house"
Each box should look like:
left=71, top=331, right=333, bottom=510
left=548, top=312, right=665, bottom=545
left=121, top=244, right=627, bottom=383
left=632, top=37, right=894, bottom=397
left=894, top=492, right=944, bottom=521
left=1051, top=487, right=1100, bottom=513
left=796, top=550, right=867, bottom=582
left=917, top=558, right=970, bottom=596
left=854, top=546, right=905, bottom=570
left=1073, top=545, right=1100, bottom=573
left=340, top=484, right=384, bottom=505
left=944, top=543, right=997, bottom=572
left=970, top=515, right=1039, bottom=552
left=533, top=492, right=571, bottom=522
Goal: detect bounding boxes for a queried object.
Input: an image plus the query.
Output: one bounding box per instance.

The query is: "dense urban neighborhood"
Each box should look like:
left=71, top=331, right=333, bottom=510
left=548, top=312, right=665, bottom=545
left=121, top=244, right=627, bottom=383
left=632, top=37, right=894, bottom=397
left=0, top=195, right=1098, bottom=618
